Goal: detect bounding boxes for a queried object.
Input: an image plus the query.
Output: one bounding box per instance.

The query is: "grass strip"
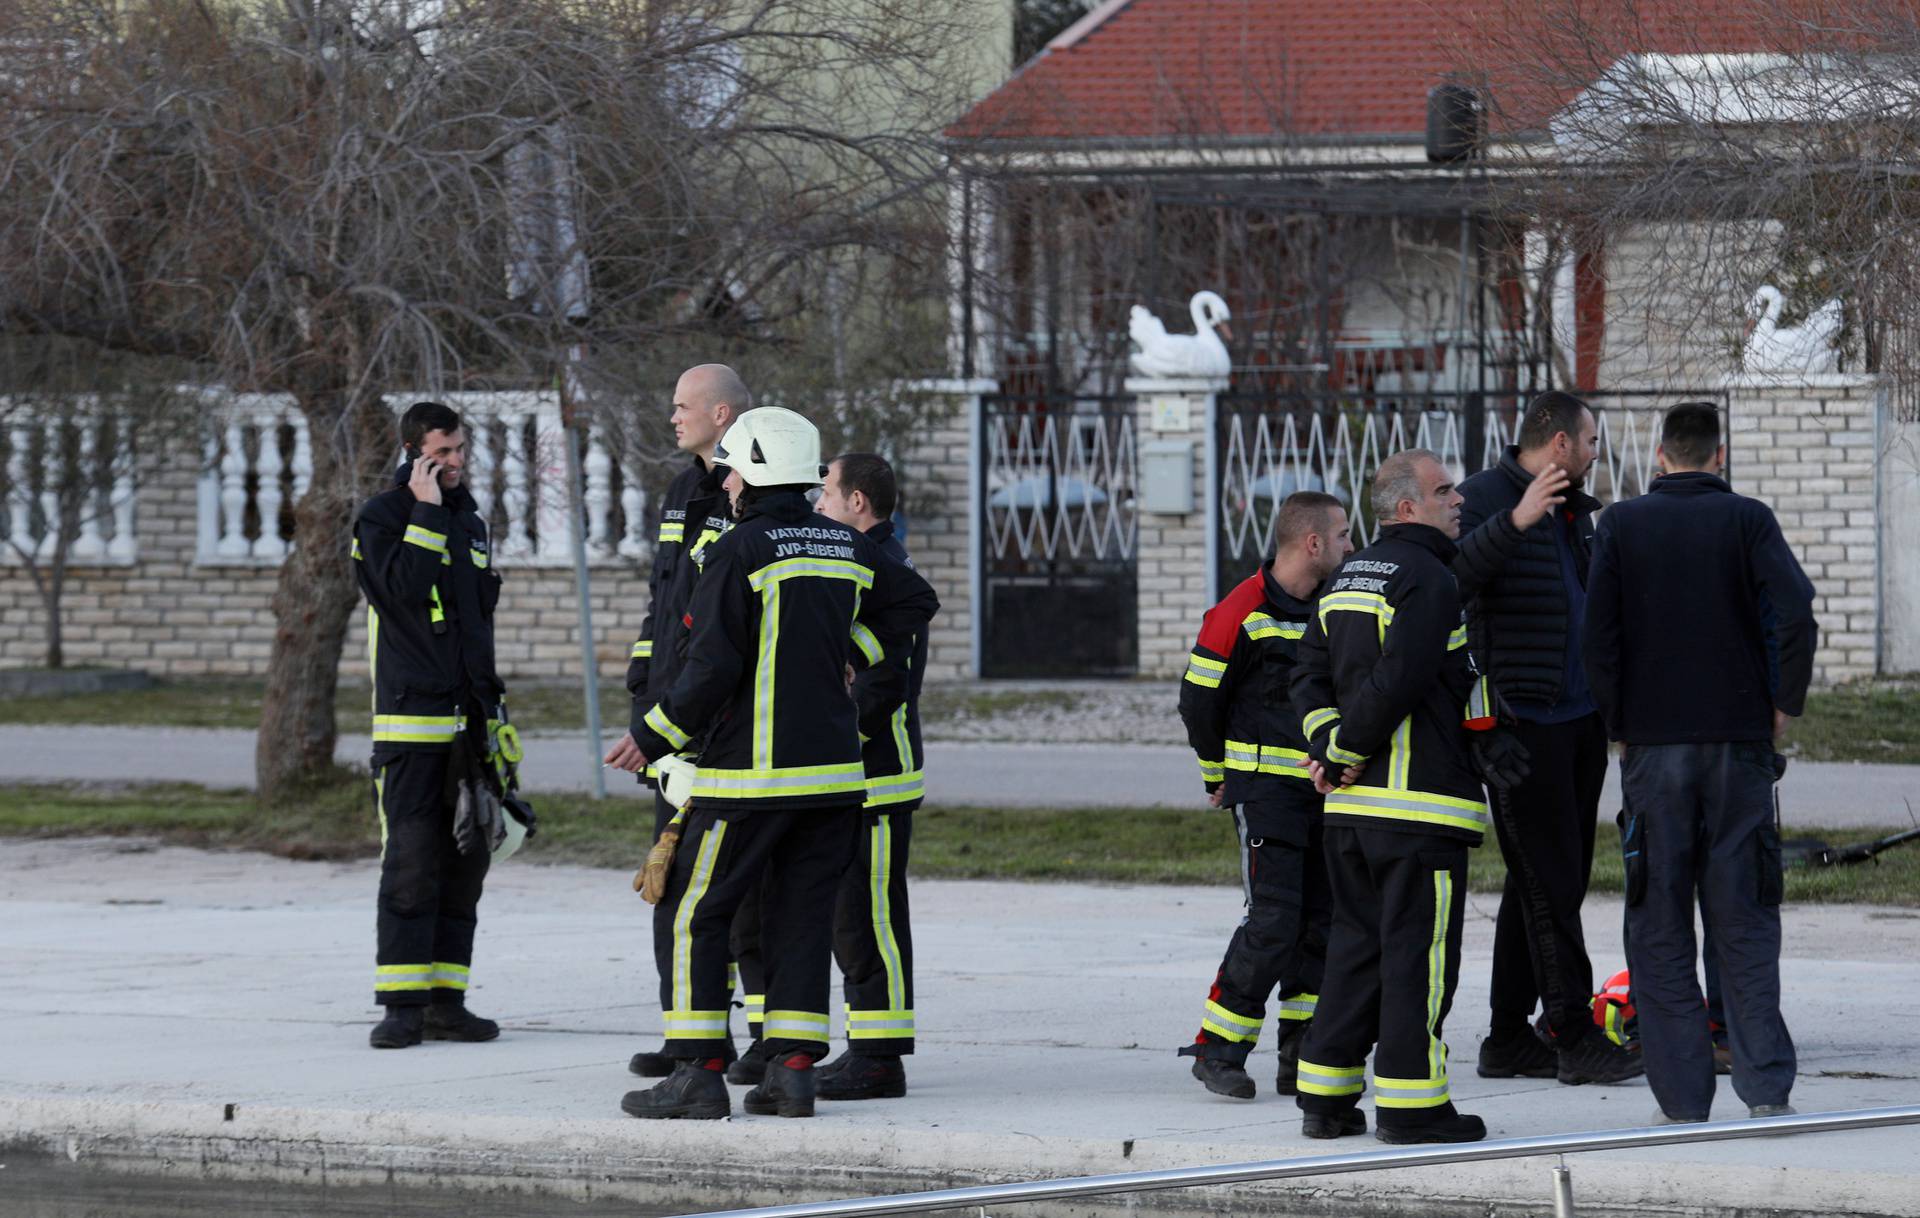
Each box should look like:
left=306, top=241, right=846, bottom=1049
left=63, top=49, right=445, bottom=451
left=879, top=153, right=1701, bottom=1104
left=1, top=782, right=1913, bottom=905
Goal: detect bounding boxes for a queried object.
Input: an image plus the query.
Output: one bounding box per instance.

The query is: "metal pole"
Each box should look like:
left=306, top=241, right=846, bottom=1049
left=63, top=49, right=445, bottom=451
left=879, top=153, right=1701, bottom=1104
left=670, top=1106, right=1920, bottom=1218
left=1550, top=1157, right=1576, bottom=1218
left=559, top=345, right=606, bottom=799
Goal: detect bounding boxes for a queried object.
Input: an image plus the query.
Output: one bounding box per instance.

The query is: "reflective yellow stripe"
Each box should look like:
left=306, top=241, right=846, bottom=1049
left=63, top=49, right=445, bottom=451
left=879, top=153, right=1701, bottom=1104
left=690, top=527, right=724, bottom=569
left=691, top=763, right=869, bottom=800
left=375, top=963, right=434, bottom=992
left=1302, top=707, right=1340, bottom=739
left=1223, top=740, right=1312, bottom=777
left=1201, top=999, right=1263, bottom=1043
left=658, top=521, right=686, bottom=544
left=631, top=639, right=654, bottom=660
left=1276, top=993, right=1317, bottom=1021
left=351, top=536, right=362, bottom=560
left=1325, top=784, right=1490, bottom=835
left=747, top=557, right=875, bottom=592
left=1426, top=867, right=1453, bottom=1089
left=366, top=607, right=380, bottom=718
left=763, top=1009, right=831, bottom=1043
left=1325, top=726, right=1366, bottom=767
left=1296, top=1059, right=1366, bottom=1097
left=431, top=961, right=470, bottom=990
left=428, top=586, right=445, bottom=623
left=1184, top=651, right=1227, bottom=688
left=850, top=622, right=883, bottom=666
left=1375, top=1072, right=1451, bottom=1108
left=1243, top=612, right=1307, bottom=641
left=662, top=1009, right=730, bottom=1039
left=1320, top=590, right=1393, bottom=645
left=403, top=524, right=448, bottom=555
left=644, top=703, right=692, bottom=750
left=865, top=768, right=925, bottom=808
left=372, top=714, right=459, bottom=743
left=1197, top=756, right=1226, bottom=784
left=374, top=765, right=389, bottom=857
left=753, top=583, right=780, bottom=770
left=870, top=814, right=909, bottom=1016
left=743, top=993, right=766, bottom=1017
left=1389, top=717, right=1412, bottom=790
left=671, top=822, right=728, bottom=1019
left=1447, top=624, right=1467, bottom=650
left=846, top=1007, right=916, bottom=1039
left=1463, top=674, right=1494, bottom=727
left=469, top=548, right=489, bottom=569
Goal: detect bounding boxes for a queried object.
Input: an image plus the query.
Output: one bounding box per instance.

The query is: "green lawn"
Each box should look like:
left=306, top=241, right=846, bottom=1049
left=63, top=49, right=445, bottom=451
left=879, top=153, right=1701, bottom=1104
left=2, top=782, right=1914, bottom=905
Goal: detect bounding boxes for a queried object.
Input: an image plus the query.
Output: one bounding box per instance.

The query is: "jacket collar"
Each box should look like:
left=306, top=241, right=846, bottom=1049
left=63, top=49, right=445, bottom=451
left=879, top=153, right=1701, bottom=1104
left=1379, top=522, right=1459, bottom=563
left=864, top=520, right=896, bottom=546
left=392, top=460, right=476, bottom=514
left=1498, top=446, right=1602, bottom=515
left=1260, top=563, right=1318, bottom=617
left=1650, top=470, right=1732, bottom=495
left=740, top=490, right=818, bottom=524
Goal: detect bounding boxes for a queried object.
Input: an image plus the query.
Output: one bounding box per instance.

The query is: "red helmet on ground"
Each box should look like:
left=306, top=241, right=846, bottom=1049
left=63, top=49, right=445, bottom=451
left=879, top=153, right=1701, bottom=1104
left=1592, top=968, right=1635, bottom=1046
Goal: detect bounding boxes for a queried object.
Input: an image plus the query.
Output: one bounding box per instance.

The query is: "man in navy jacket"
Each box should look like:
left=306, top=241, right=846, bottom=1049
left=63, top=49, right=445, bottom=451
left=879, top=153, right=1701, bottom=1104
left=1583, top=400, right=1817, bottom=1124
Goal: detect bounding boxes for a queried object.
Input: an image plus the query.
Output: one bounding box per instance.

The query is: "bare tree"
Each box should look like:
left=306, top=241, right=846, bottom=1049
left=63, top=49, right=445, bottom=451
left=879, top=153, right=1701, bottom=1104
left=0, top=0, right=975, bottom=801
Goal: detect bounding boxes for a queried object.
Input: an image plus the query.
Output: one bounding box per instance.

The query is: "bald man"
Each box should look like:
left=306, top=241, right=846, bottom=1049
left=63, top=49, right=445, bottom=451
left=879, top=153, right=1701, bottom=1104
left=625, top=364, right=750, bottom=1079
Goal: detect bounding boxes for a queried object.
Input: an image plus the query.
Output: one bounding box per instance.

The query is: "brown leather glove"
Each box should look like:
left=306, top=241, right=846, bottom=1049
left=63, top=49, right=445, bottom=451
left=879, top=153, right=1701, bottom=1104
left=635, top=820, right=683, bottom=904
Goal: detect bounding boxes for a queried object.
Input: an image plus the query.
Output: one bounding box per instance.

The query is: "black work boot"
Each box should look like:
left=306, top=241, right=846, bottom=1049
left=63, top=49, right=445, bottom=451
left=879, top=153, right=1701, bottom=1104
left=621, top=1061, right=731, bottom=1120
left=1275, top=1023, right=1308, bottom=1096
left=369, top=1005, right=425, bottom=1049
left=1190, top=1056, right=1256, bottom=1099
left=1557, top=1028, right=1645, bottom=1085
left=1302, top=1109, right=1367, bottom=1139
left=726, top=1038, right=772, bottom=1085
left=744, top=1055, right=816, bottom=1118
left=815, top=1051, right=855, bottom=1081
left=1477, top=1029, right=1557, bottom=1079
left=424, top=1002, right=499, bottom=1042
left=819, top=1055, right=906, bottom=1101
left=629, top=1048, right=675, bottom=1077
left=1376, top=1110, right=1487, bottom=1144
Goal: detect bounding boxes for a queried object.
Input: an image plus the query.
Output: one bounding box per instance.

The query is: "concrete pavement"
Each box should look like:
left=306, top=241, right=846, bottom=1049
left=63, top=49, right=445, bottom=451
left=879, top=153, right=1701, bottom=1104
left=1, top=723, right=1915, bottom=826
left=3, top=837, right=1919, bottom=1216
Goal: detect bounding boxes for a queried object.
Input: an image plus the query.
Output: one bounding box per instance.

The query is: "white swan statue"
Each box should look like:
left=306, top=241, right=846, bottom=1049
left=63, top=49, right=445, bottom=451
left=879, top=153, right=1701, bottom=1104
left=1129, top=290, right=1233, bottom=378
left=1743, top=284, right=1842, bottom=375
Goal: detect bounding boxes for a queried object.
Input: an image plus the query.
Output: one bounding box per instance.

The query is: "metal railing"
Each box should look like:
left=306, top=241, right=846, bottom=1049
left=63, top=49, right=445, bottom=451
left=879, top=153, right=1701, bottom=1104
left=673, top=1104, right=1920, bottom=1218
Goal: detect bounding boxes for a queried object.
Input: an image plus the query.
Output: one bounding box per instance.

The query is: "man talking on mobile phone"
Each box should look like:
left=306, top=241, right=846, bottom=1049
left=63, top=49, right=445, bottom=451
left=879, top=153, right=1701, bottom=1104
left=353, top=401, right=512, bottom=1049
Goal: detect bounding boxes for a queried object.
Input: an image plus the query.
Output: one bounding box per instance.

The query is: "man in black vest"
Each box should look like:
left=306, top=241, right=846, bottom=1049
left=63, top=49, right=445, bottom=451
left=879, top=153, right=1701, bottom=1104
left=1454, top=392, right=1641, bottom=1087
left=1585, top=400, right=1815, bottom=1124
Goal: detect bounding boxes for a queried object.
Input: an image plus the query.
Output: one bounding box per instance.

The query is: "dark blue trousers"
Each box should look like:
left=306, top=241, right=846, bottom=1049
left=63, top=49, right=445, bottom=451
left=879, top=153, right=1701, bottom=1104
left=1620, top=741, right=1794, bottom=1118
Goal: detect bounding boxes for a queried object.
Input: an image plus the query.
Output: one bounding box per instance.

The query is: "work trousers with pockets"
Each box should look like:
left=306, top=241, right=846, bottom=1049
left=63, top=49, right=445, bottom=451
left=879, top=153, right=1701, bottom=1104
left=373, top=750, right=489, bottom=1007
left=1488, top=713, right=1608, bottom=1040
left=1620, top=741, right=1794, bottom=1119
left=1182, top=789, right=1329, bottom=1065
left=1296, top=823, right=1469, bottom=1132
left=832, top=809, right=916, bottom=1056
left=654, top=803, right=858, bottom=1062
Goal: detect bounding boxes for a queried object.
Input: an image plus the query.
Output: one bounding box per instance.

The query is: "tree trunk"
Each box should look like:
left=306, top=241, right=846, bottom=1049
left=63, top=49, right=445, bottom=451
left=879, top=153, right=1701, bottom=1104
left=256, top=390, right=395, bottom=803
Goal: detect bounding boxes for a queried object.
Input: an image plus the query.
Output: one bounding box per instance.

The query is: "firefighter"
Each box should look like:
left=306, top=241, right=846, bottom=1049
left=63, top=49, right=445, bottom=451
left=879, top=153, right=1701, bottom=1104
left=811, top=452, right=926, bottom=1101
left=1176, top=491, right=1351, bottom=1101
left=626, top=364, right=748, bottom=1081
left=604, top=407, right=939, bottom=1120
left=355, top=401, right=509, bottom=1050
left=1289, top=448, right=1530, bottom=1144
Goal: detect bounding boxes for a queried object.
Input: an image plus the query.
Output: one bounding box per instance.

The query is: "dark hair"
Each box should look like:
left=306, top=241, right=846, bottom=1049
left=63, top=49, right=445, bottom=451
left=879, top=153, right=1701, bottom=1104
left=1517, top=391, right=1592, bottom=451
left=400, top=400, right=462, bottom=454
left=1274, top=490, right=1344, bottom=549
left=1661, top=400, right=1721, bottom=469
left=832, top=452, right=898, bottom=521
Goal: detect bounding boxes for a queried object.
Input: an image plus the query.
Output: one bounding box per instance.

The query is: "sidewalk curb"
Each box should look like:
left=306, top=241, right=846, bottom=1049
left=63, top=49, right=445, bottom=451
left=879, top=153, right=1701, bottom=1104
left=5, top=1094, right=1916, bottom=1218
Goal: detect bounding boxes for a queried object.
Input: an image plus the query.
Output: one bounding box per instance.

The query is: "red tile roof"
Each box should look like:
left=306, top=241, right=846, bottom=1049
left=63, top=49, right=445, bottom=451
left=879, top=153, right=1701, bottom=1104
left=949, top=0, right=1797, bottom=144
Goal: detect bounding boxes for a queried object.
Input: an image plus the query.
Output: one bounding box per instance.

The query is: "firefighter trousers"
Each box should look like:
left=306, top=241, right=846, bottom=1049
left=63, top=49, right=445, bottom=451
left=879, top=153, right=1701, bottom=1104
left=832, top=810, right=915, bottom=1056
left=1182, top=794, right=1328, bottom=1064
left=372, top=750, right=489, bottom=1007
left=654, top=804, right=858, bottom=1062
left=1296, top=823, right=1469, bottom=1131
left=730, top=882, right=767, bottom=1041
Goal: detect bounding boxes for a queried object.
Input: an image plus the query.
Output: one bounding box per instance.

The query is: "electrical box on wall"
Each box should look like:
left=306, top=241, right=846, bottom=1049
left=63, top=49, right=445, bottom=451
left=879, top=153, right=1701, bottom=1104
left=1140, top=440, right=1194, bottom=514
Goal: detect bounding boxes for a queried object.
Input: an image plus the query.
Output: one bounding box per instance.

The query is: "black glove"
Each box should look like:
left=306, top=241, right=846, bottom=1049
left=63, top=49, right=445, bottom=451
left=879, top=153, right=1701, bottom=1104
left=1469, top=730, right=1532, bottom=796
left=452, top=776, right=506, bottom=856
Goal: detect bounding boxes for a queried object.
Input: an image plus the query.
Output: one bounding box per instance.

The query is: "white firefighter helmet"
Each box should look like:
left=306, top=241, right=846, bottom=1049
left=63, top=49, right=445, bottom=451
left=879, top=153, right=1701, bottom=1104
left=653, top=752, right=698, bottom=811
left=714, top=407, right=824, bottom=488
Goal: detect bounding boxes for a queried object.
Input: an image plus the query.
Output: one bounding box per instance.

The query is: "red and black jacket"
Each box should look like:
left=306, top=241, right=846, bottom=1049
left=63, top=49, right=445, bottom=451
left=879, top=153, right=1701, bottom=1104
left=1178, top=566, right=1320, bottom=804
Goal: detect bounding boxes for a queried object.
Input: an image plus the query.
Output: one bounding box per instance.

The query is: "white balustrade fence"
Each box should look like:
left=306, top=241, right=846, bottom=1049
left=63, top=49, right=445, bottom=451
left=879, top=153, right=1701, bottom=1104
left=1, top=405, right=138, bottom=566
left=196, top=391, right=650, bottom=567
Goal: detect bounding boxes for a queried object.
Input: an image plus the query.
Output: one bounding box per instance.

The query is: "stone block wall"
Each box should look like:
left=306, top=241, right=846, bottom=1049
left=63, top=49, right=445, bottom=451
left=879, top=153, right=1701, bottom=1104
left=1128, top=378, right=1224, bottom=680
left=1724, top=373, right=1884, bottom=683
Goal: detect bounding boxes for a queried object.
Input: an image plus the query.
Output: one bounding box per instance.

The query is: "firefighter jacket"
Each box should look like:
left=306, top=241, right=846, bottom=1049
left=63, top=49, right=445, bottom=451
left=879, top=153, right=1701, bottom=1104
left=1288, top=523, right=1493, bottom=844
left=630, top=491, right=940, bottom=812
left=854, top=521, right=928, bottom=811
left=353, top=464, right=505, bottom=753
left=626, top=457, right=734, bottom=703
left=1179, top=565, right=1320, bottom=803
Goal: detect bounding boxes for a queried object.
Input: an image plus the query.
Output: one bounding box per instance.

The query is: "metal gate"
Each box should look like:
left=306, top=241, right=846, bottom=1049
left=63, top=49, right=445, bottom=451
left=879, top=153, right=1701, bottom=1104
left=979, top=393, right=1137, bottom=676
left=1212, top=388, right=1731, bottom=598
